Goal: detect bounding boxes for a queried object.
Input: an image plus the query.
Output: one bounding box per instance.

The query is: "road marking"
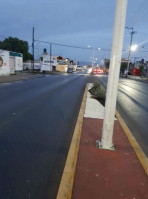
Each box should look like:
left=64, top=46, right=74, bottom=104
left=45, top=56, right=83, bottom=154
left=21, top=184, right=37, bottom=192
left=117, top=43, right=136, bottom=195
left=116, top=110, right=148, bottom=176
left=56, top=84, right=88, bottom=199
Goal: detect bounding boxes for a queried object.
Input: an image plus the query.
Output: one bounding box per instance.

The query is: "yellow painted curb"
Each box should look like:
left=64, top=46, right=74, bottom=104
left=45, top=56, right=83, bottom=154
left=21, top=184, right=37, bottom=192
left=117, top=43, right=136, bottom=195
left=56, top=84, right=88, bottom=199
left=115, top=110, right=148, bottom=176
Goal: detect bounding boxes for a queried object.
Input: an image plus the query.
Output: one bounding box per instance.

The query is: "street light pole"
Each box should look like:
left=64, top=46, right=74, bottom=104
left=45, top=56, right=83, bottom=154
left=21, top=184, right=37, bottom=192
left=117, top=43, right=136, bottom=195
left=97, top=0, right=128, bottom=150
left=92, top=48, right=95, bottom=67
left=126, top=27, right=135, bottom=76
left=32, top=27, right=35, bottom=72
left=38, top=39, right=40, bottom=60
left=50, top=43, right=52, bottom=70
left=88, top=46, right=100, bottom=67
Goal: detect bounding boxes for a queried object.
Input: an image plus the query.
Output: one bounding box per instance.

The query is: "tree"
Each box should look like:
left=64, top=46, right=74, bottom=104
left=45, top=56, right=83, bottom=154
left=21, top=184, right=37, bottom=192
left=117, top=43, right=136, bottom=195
left=141, top=59, right=144, bottom=64
left=0, top=37, right=33, bottom=61
left=104, top=59, right=110, bottom=69
left=139, top=65, right=144, bottom=76
left=120, top=62, right=127, bottom=73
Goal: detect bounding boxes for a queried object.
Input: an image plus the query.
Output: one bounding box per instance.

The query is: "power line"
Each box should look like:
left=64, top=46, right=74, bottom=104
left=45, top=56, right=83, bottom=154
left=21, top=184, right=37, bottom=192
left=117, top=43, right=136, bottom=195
left=127, top=0, right=148, bottom=27
left=138, top=50, right=148, bottom=53
left=35, top=39, right=113, bottom=52
left=32, top=27, right=35, bottom=71
left=0, top=34, right=112, bottom=52
left=35, top=40, right=97, bottom=50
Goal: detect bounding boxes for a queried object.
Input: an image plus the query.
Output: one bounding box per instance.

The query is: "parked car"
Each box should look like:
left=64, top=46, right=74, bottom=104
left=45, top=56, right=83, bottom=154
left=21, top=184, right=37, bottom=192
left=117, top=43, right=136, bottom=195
left=67, top=67, right=73, bottom=73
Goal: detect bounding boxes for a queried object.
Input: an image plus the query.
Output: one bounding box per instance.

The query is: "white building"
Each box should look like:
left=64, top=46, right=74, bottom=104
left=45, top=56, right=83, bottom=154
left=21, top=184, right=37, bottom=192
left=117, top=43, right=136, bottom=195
left=40, top=55, right=58, bottom=72
left=0, top=49, right=23, bottom=76
left=23, top=55, right=58, bottom=72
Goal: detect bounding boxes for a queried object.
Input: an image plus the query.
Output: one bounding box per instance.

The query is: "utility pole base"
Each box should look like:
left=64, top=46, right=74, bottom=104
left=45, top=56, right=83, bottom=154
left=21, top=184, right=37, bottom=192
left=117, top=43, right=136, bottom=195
left=96, top=140, right=115, bottom=151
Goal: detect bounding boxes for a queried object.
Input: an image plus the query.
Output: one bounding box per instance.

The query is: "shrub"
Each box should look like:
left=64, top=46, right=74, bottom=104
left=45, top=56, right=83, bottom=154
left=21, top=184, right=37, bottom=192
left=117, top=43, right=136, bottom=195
left=89, top=81, right=106, bottom=106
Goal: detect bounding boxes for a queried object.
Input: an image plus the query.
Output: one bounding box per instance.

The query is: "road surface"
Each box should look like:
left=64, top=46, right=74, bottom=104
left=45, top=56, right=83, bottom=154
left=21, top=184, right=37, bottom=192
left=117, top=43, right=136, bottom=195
left=98, top=74, right=148, bottom=157
left=1, top=72, right=147, bottom=199
left=0, top=73, right=91, bottom=199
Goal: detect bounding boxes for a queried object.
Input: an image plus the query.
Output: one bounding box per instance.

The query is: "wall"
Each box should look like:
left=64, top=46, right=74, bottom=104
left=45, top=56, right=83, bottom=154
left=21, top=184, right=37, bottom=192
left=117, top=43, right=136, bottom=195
left=56, top=65, right=68, bottom=72
left=15, top=57, right=23, bottom=71
left=40, top=55, right=58, bottom=72
left=23, top=60, right=41, bottom=70
left=0, top=50, right=10, bottom=76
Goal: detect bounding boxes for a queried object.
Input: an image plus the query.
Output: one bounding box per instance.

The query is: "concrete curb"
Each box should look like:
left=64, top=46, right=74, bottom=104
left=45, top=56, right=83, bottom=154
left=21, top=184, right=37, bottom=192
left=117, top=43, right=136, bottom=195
left=115, top=110, right=148, bottom=176
left=56, top=84, right=88, bottom=199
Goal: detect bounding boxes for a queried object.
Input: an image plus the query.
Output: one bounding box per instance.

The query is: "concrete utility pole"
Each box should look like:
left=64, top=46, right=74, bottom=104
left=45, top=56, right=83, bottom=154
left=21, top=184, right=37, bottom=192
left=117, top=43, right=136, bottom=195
left=98, top=0, right=128, bottom=150
left=38, top=39, right=40, bottom=60
left=50, top=43, right=52, bottom=70
left=32, top=27, right=35, bottom=71
left=92, top=49, right=95, bottom=67
left=88, top=46, right=100, bottom=67
left=126, top=27, right=136, bottom=76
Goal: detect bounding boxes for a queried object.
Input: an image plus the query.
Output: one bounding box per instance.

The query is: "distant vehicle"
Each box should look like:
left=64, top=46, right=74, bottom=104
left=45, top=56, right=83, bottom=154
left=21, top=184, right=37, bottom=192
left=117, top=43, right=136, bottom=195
left=87, top=68, right=92, bottom=74
left=92, top=68, right=104, bottom=75
left=76, top=65, right=85, bottom=71
left=67, top=68, right=73, bottom=73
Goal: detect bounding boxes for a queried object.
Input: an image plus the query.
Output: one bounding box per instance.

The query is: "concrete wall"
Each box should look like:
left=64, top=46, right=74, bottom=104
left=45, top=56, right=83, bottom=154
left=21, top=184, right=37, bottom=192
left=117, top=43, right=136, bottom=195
left=23, top=61, right=41, bottom=70
left=56, top=65, right=68, bottom=72
left=15, top=57, right=23, bottom=72
left=0, top=50, right=10, bottom=76
left=0, top=49, right=23, bottom=76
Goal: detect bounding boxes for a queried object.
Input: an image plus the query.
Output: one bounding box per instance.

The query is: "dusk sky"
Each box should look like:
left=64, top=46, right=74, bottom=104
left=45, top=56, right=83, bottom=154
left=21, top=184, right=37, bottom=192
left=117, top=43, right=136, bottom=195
left=1, top=0, right=148, bottom=63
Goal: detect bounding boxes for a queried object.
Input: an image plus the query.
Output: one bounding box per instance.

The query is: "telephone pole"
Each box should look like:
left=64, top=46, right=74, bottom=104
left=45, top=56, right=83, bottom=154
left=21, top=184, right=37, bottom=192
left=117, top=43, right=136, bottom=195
left=126, top=27, right=136, bottom=76
left=32, top=27, right=35, bottom=71
left=50, top=43, right=52, bottom=70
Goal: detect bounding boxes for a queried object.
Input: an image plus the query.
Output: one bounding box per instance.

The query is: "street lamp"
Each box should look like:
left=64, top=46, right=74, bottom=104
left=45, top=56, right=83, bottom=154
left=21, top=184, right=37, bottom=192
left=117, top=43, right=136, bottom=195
left=130, top=44, right=137, bottom=51
left=50, top=43, right=52, bottom=70
left=127, top=44, right=137, bottom=76
left=88, top=46, right=100, bottom=67
left=90, top=57, right=98, bottom=65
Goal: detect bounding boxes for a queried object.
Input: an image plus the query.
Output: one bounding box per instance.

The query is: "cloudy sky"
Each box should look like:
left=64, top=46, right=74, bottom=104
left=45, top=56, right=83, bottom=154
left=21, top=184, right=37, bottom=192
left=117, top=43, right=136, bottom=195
left=1, top=0, right=148, bottom=63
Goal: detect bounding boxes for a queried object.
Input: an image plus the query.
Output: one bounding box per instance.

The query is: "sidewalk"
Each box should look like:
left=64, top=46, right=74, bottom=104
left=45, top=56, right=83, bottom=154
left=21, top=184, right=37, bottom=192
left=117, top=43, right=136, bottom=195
left=72, top=84, right=148, bottom=199
left=0, top=72, right=44, bottom=83
left=122, top=75, right=148, bottom=84
left=56, top=84, right=148, bottom=199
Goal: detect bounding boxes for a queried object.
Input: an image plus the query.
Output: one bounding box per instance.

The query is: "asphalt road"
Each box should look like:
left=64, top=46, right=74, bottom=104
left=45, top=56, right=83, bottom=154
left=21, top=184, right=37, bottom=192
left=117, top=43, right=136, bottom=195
left=1, top=72, right=147, bottom=199
left=0, top=73, right=92, bottom=199
left=117, top=78, right=148, bottom=157
left=98, top=74, right=148, bottom=157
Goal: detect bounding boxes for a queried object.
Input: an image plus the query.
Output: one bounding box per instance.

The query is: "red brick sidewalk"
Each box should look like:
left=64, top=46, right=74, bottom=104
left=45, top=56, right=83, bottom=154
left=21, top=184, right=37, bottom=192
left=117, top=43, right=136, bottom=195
left=71, top=118, right=148, bottom=199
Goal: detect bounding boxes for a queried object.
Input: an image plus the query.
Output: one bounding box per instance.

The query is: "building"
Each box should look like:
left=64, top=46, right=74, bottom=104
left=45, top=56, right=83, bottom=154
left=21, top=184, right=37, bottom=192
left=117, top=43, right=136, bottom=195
left=56, top=56, right=70, bottom=72
left=0, top=49, right=23, bottom=76
left=40, top=55, right=58, bottom=72
left=40, top=55, right=71, bottom=73
left=23, top=52, right=75, bottom=73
